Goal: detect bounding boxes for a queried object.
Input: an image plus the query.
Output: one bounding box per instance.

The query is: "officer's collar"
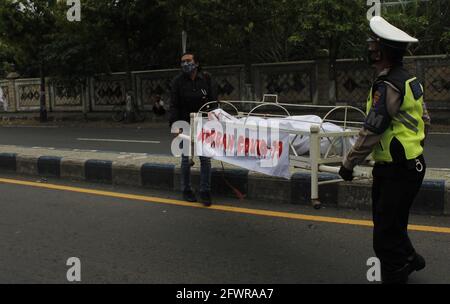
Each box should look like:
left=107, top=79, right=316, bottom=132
left=377, top=64, right=404, bottom=78
left=378, top=68, right=391, bottom=77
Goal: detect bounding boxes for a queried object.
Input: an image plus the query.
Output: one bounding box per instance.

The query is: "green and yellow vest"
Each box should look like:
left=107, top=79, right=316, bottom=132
left=366, top=71, right=425, bottom=162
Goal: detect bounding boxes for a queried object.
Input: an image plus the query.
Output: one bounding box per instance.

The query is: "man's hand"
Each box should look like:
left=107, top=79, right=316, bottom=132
left=339, top=164, right=354, bottom=181
left=172, top=128, right=182, bottom=138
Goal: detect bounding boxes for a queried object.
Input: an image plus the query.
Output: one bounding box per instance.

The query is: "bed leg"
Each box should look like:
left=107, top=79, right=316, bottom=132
left=190, top=113, right=195, bottom=160
left=311, top=167, right=321, bottom=209
left=310, top=125, right=321, bottom=210
left=312, top=199, right=322, bottom=209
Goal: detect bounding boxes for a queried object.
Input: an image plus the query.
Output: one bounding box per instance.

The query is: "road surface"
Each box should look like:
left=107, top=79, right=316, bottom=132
left=0, top=126, right=448, bottom=168
left=0, top=174, right=448, bottom=284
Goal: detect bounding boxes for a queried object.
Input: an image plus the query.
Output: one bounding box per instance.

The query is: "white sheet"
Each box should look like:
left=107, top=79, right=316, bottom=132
left=207, top=109, right=356, bottom=156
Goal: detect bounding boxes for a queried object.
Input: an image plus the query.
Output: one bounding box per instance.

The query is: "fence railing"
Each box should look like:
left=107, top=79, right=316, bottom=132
left=1, top=55, right=449, bottom=114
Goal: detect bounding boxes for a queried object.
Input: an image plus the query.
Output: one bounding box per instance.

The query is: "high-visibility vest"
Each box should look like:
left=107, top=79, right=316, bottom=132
left=366, top=76, right=425, bottom=162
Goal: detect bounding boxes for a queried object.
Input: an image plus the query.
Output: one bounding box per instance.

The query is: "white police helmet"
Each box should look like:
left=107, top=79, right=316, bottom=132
left=370, top=16, right=418, bottom=44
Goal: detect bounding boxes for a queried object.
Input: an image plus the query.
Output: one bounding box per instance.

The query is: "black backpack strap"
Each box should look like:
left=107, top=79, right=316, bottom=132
left=377, top=66, right=411, bottom=98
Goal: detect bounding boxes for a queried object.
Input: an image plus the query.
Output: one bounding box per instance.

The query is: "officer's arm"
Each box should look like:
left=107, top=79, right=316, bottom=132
left=169, top=78, right=181, bottom=127
left=422, top=101, right=431, bottom=146
left=343, top=82, right=401, bottom=170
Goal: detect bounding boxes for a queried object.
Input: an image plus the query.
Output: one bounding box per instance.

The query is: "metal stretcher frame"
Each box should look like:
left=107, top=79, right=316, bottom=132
left=188, top=96, right=374, bottom=208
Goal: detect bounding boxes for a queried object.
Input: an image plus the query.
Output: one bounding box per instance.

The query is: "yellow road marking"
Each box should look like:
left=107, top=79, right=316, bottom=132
left=0, top=177, right=449, bottom=234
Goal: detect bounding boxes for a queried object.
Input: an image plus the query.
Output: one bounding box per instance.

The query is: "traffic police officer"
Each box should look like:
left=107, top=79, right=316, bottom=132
left=339, top=16, right=431, bottom=284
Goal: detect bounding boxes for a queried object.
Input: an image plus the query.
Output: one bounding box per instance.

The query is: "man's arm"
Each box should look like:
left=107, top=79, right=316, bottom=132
left=209, top=77, right=219, bottom=102
left=169, top=77, right=180, bottom=127
left=203, top=72, right=219, bottom=103
left=342, top=82, right=402, bottom=172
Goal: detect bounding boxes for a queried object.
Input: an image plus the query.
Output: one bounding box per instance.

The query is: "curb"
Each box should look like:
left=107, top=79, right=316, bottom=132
left=445, top=181, right=450, bottom=216
left=38, top=156, right=62, bottom=177
left=0, top=153, right=16, bottom=172
left=0, top=152, right=448, bottom=216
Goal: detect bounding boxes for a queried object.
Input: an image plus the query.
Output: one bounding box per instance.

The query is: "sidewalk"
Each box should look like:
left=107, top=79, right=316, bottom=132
left=0, top=144, right=448, bottom=216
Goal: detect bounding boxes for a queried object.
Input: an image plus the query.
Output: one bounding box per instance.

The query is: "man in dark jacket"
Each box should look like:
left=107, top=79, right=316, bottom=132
left=169, top=52, right=218, bottom=207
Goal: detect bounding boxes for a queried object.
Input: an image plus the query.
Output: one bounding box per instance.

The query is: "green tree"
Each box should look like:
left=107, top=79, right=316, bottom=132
left=0, top=0, right=62, bottom=121
left=1, top=0, right=448, bottom=84
left=382, top=0, right=450, bottom=55
left=0, top=42, right=15, bottom=77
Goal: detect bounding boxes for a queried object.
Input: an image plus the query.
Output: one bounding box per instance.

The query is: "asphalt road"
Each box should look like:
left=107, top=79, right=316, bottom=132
left=0, top=126, right=448, bottom=168
left=0, top=174, right=449, bottom=284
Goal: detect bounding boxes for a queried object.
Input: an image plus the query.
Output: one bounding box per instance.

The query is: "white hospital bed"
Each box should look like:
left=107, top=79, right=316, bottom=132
left=185, top=95, right=374, bottom=209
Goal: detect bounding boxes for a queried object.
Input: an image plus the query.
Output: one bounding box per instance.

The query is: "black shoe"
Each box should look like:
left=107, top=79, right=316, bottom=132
left=408, top=253, right=426, bottom=274
left=381, top=253, right=426, bottom=284
left=382, top=265, right=409, bottom=284
left=200, top=191, right=212, bottom=207
left=183, top=190, right=197, bottom=202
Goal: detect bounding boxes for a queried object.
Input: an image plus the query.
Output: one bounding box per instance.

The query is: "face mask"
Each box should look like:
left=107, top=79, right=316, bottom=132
left=367, top=50, right=381, bottom=65
left=181, top=62, right=197, bottom=74
left=367, top=40, right=381, bottom=66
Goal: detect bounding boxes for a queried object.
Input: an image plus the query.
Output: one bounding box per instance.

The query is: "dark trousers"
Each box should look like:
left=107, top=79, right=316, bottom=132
left=371, top=155, right=426, bottom=272
left=181, top=155, right=211, bottom=193
left=179, top=140, right=212, bottom=193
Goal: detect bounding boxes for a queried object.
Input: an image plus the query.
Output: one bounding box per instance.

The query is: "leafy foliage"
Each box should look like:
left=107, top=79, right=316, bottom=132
left=0, top=0, right=448, bottom=79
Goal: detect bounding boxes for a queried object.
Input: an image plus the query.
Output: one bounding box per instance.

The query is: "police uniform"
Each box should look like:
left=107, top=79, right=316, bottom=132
left=340, top=17, right=431, bottom=283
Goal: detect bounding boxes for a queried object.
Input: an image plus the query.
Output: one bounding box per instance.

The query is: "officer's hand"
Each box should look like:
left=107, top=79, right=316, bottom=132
left=339, top=165, right=354, bottom=181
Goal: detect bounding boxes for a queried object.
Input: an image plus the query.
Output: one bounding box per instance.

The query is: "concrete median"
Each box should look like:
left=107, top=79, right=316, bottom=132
left=446, top=181, right=450, bottom=216
left=0, top=145, right=448, bottom=216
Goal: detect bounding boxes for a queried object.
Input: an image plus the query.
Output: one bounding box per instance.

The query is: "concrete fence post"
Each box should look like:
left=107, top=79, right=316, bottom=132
left=5, top=72, right=20, bottom=113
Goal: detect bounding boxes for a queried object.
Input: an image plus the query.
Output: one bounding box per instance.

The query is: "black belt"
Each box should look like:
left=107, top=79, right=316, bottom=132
left=375, top=155, right=425, bottom=172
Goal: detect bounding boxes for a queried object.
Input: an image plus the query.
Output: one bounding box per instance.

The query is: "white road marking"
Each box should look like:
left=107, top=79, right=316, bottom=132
left=117, top=155, right=131, bottom=159
left=77, top=138, right=160, bottom=144
left=428, top=168, right=450, bottom=172
left=0, top=125, right=58, bottom=129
